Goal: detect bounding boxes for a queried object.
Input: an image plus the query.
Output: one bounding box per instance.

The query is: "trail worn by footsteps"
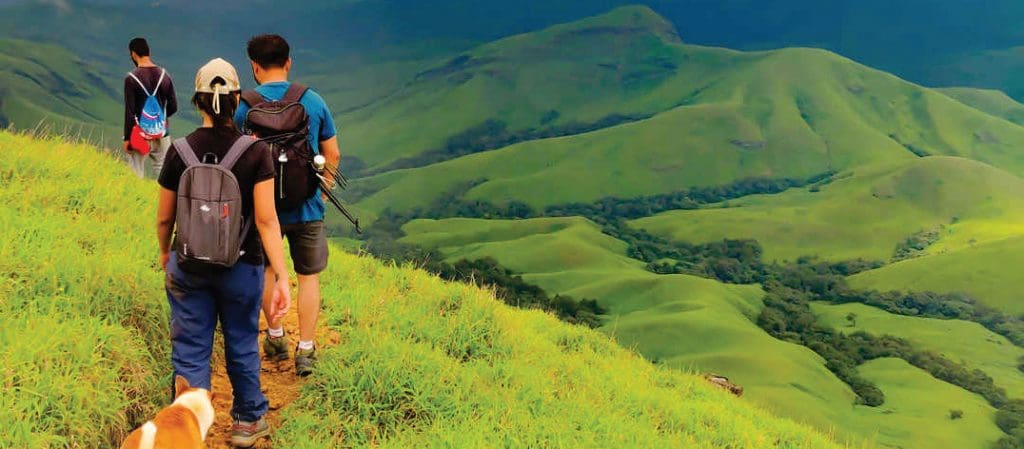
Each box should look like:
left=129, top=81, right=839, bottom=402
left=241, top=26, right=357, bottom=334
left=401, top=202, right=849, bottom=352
left=206, top=288, right=340, bottom=449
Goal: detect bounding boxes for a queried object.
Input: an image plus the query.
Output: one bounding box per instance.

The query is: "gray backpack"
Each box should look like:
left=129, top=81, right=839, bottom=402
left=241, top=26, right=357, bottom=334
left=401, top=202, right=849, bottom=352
left=172, top=136, right=257, bottom=268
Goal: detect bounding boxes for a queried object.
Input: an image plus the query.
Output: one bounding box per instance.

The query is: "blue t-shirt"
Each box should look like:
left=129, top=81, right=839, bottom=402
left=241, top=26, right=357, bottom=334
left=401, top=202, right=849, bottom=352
left=235, top=81, right=337, bottom=225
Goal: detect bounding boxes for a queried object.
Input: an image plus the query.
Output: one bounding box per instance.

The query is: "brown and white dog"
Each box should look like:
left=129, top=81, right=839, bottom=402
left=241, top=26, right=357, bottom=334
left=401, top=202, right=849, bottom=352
left=119, top=375, right=215, bottom=449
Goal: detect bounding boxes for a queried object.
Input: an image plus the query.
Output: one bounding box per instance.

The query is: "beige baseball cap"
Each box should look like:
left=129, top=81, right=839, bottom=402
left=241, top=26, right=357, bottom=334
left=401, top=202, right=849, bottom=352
left=194, top=58, right=240, bottom=113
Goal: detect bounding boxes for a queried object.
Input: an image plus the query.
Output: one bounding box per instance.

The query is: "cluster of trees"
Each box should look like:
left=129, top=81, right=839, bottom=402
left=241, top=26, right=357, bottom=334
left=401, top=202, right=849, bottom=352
left=764, top=258, right=1024, bottom=350
left=361, top=213, right=606, bottom=328
left=997, top=401, right=1024, bottom=448
left=600, top=222, right=768, bottom=283
left=758, top=281, right=1007, bottom=407
left=546, top=173, right=834, bottom=221
left=892, top=226, right=943, bottom=262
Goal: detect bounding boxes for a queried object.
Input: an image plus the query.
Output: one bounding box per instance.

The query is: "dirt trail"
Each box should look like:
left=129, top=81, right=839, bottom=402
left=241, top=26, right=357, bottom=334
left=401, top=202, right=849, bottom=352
left=206, top=291, right=340, bottom=449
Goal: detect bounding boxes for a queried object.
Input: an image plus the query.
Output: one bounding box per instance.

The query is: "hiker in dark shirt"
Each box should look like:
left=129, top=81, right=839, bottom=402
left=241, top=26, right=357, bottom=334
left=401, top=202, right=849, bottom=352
left=156, top=58, right=290, bottom=448
left=124, top=37, right=178, bottom=178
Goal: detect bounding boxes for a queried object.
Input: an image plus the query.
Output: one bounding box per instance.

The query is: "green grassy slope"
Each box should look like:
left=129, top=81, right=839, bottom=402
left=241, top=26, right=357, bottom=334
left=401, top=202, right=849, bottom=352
left=813, top=303, right=1024, bottom=397
left=938, top=87, right=1024, bottom=126
left=0, top=132, right=166, bottom=447
left=853, top=358, right=1002, bottom=448
left=0, top=130, right=845, bottom=448
left=0, top=39, right=122, bottom=146
left=400, top=215, right=1005, bottom=448
left=339, top=5, right=721, bottom=169
left=632, top=156, right=1024, bottom=262
left=848, top=236, right=1024, bottom=315
left=350, top=7, right=1024, bottom=213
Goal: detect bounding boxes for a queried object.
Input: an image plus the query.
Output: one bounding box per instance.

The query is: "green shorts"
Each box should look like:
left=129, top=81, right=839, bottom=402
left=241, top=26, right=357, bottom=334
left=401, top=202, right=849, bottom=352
left=280, top=220, right=328, bottom=275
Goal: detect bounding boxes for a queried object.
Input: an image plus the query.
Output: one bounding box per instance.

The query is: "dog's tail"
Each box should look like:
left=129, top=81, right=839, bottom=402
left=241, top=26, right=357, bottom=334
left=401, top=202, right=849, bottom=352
left=138, top=422, right=157, bottom=449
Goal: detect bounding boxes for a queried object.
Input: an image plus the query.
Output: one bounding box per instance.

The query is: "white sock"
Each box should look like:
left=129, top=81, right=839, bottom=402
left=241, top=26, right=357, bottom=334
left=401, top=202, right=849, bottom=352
left=267, top=327, right=284, bottom=338
left=297, top=340, right=314, bottom=351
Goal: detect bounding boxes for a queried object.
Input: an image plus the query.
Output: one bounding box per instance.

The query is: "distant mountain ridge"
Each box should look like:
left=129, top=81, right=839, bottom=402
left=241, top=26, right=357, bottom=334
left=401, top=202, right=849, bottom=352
left=347, top=6, right=1024, bottom=219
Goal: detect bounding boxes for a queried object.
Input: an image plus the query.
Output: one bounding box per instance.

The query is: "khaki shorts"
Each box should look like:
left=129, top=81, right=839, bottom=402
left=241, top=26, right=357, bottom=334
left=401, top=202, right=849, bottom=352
left=280, top=220, right=328, bottom=275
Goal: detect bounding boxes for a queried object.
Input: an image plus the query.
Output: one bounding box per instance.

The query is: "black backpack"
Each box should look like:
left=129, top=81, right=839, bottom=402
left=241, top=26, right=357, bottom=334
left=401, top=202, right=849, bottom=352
left=241, top=83, right=318, bottom=211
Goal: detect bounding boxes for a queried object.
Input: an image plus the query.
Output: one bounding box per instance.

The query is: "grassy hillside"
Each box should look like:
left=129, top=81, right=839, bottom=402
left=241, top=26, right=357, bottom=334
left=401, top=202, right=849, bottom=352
left=632, top=156, right=1024, bottom=262
left=853, top=358, right=1003, bottom=448
left=0, top=39, right=122, bottom=146
left=848, top=236, right=1024, bottom=315
left=399, top=215, right=1009, bottom=448
left=812, top=303, right=1024, bottom=397
left=350, top=6, right=1024, bottom=214
left=938, top=87, right=1024, bottom=126
left=0, top=130, right=848, bottom=447
left=0, top=131, right=166, bottom=447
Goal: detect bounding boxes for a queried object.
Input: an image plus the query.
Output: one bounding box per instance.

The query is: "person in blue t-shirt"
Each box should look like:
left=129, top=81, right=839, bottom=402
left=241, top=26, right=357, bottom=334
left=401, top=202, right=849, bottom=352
left=235, top=34, right=340, bottom=379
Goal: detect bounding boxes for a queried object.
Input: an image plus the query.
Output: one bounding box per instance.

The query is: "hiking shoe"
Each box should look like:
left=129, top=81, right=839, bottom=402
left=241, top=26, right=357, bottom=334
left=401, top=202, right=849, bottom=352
left=263, top=332, right=289, bottom=362
left=295, top=345, right=317, bottom=377
left=230, top=416, right=270, bottom=448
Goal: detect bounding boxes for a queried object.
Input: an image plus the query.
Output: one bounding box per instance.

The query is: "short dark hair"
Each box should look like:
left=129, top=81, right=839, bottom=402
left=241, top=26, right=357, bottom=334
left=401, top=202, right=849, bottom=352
left=128, top=38, right=150, bottom=57
left=191, top=76, right=239, bottom=129
left=247, top=34, right=290, bottom=68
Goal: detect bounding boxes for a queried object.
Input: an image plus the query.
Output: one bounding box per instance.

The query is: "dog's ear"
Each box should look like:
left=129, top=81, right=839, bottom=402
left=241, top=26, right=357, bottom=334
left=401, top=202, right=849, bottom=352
left=174, top=375, right=191, bottom=398
left=209, top=390, right=216, bottom=402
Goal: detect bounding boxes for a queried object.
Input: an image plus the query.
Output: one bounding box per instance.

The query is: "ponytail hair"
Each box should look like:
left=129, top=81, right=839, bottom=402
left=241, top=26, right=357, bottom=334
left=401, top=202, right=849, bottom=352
left=191, top=76, right=238, bottom=129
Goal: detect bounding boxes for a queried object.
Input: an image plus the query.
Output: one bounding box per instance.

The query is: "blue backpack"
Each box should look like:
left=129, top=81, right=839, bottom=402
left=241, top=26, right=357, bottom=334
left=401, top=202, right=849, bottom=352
left=128, top=69, right=168, bottom=139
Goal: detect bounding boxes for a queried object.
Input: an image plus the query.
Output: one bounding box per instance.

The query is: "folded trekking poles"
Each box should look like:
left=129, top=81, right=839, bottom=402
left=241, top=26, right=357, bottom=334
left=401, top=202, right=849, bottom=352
left=312, top=155, right=362, bottom=234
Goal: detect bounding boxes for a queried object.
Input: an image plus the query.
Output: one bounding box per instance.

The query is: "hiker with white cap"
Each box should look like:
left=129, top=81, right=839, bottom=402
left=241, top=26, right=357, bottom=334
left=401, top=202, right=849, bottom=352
left=155, top=57, right=292, bottom=448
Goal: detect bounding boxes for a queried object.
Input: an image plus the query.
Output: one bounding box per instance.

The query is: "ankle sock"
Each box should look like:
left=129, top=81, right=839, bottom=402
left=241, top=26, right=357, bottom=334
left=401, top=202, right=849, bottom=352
left=267, top=327, right=284, bottom=338
left=297, top=340, right=314, bottom=351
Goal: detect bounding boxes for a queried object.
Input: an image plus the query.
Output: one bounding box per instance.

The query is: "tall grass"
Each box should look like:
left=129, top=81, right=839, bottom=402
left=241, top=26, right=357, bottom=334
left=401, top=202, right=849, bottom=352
left=0, top=131, right=846, bottom=448
left=0, top=131, right=166, bottom=447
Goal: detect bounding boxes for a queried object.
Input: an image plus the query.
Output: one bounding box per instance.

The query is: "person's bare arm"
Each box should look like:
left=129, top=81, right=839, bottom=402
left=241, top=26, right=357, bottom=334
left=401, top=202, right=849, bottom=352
left=156, top=187, right=176, bottom=270
left=124, top=76, right=135, bottom=152
left=254, top=178, right=291, bottom=320
left=320, top=136, right=340, bottom=187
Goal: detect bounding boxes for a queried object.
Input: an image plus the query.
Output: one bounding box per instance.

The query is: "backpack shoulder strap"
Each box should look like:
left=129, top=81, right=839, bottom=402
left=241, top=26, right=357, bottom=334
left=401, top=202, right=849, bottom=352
left=240, top=90, right=264, bottom=107
left=282, top=83, right=308, bottom=104
left=220, top=136, right=258, bottom=170
left=173, top=137, right=201, bottom=167
left=154, top=69, right=166, bottom=97
left=127, top=71, right=153, bottom=97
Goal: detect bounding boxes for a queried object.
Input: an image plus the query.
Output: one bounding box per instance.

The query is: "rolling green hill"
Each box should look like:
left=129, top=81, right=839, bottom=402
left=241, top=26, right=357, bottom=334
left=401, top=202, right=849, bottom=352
left=938, top=87, right=1024, bottom=126
left=399, top=215, right=1007, bottom=448
left=0, top=39, right=122, bottom=145
left=349, top=6, right=1024, bottom=215
left=812, top=302, right=1024, bottom=397
left=852, top=358, right=1003, bottom=448
left=848, top=236, right=1024, bottom=315
left=0, top=130, right=849, bottom=447
left=632, top=156, right=1024, bottom=262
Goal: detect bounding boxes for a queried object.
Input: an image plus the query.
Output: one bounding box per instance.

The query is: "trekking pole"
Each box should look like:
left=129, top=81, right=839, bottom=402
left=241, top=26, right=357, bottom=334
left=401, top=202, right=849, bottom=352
left=320, top=178, right=361, bottom=233
left=313, top=156, right=361, bottom=233
left=316, top=156, right=349, bottom=190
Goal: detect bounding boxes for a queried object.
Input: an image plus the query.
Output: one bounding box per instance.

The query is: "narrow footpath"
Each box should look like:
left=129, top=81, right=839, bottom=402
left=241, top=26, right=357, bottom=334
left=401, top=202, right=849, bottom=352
left=206, top=284, right=339, bottom=448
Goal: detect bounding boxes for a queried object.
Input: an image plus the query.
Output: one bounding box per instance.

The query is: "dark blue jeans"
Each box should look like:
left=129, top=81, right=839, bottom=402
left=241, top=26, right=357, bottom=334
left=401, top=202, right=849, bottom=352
left=165, top=252, right=269, bottom=422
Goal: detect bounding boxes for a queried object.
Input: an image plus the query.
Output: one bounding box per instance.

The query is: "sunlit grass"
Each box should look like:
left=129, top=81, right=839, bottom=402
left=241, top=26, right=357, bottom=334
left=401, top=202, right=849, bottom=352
left=0, top=130, right=847, bottom=447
